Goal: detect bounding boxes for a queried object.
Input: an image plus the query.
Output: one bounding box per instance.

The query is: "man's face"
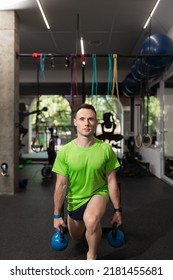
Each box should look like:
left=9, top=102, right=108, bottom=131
left=74, top=108, right=98, bottom=137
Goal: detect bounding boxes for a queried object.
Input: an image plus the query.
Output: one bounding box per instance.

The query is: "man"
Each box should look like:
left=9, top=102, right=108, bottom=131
left=52, top=103, right=122, bottom=260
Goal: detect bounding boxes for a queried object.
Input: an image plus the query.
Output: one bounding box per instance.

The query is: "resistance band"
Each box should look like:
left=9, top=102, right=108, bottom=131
left=31, top=53, right=44, bottom=153
left=135, top=73, right=152, bottom=148
left=107, top=54, right=113, bottom=96
left=134, top=98, right=152, bottom=148
left=134, top=103, right=143, bottom=148
left=142, top=95, right=152, bottom=147
left=91, top=54, right=98, bottom=96
left=40, top=53, right=46, bottom=79
left=70, top=55, right=78, bottom=108
left=111, top=54, right=120, bottom=101
left=134, top=74, right=145, bottom=148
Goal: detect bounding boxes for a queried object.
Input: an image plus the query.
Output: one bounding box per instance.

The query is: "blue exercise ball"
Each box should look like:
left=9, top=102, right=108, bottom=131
left=121, top=81, right=132, bottom=97
left=131, top=63, right=143, bottom=82
left=51, top=227, right=68, bottom=251
left=140, top=33, right=173, bottom=68
left=124, top=73, right=141, bottom=96
left=135, top=58, right=164, bottom=78
left=121, top=81, right=131, bottom=97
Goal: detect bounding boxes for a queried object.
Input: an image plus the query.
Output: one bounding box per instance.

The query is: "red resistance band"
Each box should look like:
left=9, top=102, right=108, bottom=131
left=32, top=52, right=41, bottom=62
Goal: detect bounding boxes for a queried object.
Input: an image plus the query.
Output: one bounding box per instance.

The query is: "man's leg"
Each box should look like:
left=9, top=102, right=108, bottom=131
left=83, top=195, right=107, bottom=260
left=67, top=216, right=85, bottom=240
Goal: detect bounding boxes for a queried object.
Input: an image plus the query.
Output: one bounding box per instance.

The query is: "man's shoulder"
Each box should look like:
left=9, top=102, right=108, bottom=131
left=95, top=138, right=111, bottom=149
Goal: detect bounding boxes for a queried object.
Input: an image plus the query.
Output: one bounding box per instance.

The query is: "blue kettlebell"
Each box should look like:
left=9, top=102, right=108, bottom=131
left=107, top=223, right=125, bottom=248
left=51, top=226, right=69, bottom=251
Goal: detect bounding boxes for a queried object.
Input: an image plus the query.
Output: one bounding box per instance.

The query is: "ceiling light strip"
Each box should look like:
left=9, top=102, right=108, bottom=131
left=36, top=0, right=50, bottom=30
left=80, top=37, right=85, bottom=65
left=143, top=0, right=161, bottom=29
left=80, top=37, right=85, bottom=55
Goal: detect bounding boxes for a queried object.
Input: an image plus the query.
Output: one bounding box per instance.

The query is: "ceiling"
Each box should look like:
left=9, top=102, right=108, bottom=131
left=1, top=0, right=173, bottom=79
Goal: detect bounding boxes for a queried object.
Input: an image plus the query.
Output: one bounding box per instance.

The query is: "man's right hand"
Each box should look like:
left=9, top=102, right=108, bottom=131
left=53, top=217, right=66, bottom=230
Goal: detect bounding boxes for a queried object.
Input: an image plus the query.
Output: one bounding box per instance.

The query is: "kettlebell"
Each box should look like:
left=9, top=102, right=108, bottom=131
left=51, top=226, right=69, bottom=251
left=107, top=223, right=125, bottom=248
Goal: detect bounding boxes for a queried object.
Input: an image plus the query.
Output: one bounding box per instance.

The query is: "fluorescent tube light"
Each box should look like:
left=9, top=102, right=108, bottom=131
left=80, top=37, right=85, bottom=55
left=80, top=37, right=85, bottom=65
left=143, top=0, right=161, bottom=29
left=36, top=0, right=50, bottom=30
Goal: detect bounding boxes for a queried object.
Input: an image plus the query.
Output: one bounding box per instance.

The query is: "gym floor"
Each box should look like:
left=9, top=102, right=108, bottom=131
left=0, top=162, right=173, bottom=260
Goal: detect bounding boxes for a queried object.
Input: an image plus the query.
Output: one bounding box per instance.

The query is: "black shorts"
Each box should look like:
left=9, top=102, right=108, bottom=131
left=68, top=200, right=90, bottom=221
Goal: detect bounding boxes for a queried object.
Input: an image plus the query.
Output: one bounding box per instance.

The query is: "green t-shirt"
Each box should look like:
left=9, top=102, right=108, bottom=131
left=52, top=138, right=120, bottom=211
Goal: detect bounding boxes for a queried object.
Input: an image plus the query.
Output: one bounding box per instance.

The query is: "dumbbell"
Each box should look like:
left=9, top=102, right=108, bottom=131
left=51, top=225, right=68, bottom=251
left=107, top=223, right=125, bottom=248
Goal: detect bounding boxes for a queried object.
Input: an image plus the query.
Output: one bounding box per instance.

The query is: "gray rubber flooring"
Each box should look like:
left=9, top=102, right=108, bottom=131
left=0, top=163, right=173, bottom=260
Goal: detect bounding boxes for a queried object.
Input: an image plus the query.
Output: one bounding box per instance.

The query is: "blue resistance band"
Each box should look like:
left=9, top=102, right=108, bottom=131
left=91, top=54, right=98, bottom=96
left=107, top=54, right=113, bottom=96
left=40, top=53, right=46, bottom=78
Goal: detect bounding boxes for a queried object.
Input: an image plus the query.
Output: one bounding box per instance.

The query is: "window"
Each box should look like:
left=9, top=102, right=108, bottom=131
left=143, top=95, right=160, bottom=145
left=30, top=95, right=72, bottom=150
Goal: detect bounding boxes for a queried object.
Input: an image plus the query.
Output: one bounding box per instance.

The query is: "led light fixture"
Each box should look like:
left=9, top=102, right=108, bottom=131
left=143, top=0, right=161, bottom=29
left=80, top=37, right=85, bottom=55
left=80, top=37, right=85, bottom=65
left=36, top=0, right=50, bottom=30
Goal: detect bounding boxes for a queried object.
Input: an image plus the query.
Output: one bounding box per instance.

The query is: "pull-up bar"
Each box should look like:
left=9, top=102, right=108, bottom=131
left=16, top=53, right=173, bottom=58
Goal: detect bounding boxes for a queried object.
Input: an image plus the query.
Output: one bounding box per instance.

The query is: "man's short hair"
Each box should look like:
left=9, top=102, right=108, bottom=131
left=75, top=103, right=96, bottom=116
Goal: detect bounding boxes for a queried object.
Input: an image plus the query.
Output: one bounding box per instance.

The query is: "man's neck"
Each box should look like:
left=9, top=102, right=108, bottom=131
left=75, top=136, right=95, bottom=147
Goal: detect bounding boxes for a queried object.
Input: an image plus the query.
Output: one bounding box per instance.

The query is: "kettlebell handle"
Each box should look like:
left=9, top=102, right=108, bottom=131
left=112, top=222, right=118, bottom=237
left=59, top=225, right=65, bottom=239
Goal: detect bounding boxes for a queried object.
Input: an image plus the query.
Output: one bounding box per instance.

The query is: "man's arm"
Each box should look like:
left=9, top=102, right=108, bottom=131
left=53, top=174, right=68, bottom=229
left=107, top=169, right=122, bottom=227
